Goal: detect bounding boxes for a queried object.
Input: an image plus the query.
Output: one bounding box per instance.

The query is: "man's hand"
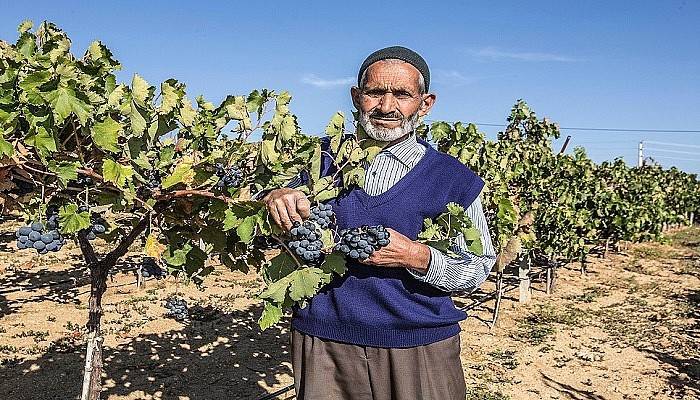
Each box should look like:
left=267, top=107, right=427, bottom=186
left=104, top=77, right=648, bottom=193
left=358, top=228, right=431, bottom=272
left=262, top=188, right=311, bottom=231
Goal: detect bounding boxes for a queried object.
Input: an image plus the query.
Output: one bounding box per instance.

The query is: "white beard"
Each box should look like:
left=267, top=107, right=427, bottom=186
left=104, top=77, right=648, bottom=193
left=359, top=111, right=420, bottom=142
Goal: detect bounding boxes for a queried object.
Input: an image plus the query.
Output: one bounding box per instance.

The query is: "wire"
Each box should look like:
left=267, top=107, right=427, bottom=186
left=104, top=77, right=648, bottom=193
left=645, top=147, right=700, bottom=156
left=645, top=140, right=700, bottom=149
left=645, top=155, right=700, bottom=162
left=444, top=122, right=700, bottom=134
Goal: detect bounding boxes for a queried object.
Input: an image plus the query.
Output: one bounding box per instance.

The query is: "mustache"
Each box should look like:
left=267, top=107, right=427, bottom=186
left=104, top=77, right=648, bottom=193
left=369, top=110, right=404, bottom=119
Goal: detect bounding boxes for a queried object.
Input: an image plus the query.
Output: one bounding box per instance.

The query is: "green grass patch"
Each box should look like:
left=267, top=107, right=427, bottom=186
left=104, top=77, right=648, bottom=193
left=465, top=386, right=511, bottom=400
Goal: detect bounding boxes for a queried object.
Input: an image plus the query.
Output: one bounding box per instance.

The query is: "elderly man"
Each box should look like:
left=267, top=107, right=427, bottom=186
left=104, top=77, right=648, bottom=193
left=263, top=46, right=496, bottom=399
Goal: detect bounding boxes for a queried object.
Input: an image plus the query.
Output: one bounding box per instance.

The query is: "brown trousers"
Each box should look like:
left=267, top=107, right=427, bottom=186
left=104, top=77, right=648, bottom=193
left=291, top=330, right=466, bottom=400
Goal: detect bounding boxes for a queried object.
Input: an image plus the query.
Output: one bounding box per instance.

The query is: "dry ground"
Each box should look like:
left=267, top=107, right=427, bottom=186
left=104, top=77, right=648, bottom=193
left=0, top=218, right=698, bottom=400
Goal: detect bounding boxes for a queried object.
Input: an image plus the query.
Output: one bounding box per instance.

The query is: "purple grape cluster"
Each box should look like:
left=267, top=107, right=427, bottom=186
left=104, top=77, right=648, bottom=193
left=78, top=206, right=106, bottom=241
left=137, top=169, right=161, bottom=199
left=288, top=220, right=324, bottom=264
left=140, top=257, right=167, bottom=279
left=74, top=174, right=93, bottom=188
left=336, top=225, right=390, bottom=260
left=215, top=163, right=243, bottom=190
left=15, top=220, right=65, bottom=254
left=309, top=203, right=334, bottom=229
left=164, top=298, right=188, bottom=321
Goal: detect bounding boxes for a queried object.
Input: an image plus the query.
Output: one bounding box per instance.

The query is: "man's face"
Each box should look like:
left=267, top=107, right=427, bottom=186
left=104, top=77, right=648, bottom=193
left=351, top=60, right=435, bottom=142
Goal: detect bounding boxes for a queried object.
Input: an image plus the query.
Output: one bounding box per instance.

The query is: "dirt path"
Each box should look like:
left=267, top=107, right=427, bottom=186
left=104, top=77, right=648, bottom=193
left=0, top=221, right=698, bottom=400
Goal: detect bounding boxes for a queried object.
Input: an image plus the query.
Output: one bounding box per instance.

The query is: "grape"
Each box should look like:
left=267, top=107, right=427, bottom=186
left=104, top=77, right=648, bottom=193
left=336, top=225, right=391, bottom=261
left=215, top=163, right=244, bottom=190
left=13, top=207, right=68, bottom=254
left=164, top=298, right=188, bottom=321
left=140, top=257, right=167, bottom=280
left=309, top=203, right=335, bottom=229
left=286, top=220, right=324, bottom=265
left=75, top=174, right=93, bottom=188
left=137, top=169, right=161, bottom=199
left=80, top=212, right=107, bottom=241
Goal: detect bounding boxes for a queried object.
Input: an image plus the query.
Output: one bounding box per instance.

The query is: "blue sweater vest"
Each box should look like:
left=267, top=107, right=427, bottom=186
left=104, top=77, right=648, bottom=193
left=291, top=138, right=484, bottom=348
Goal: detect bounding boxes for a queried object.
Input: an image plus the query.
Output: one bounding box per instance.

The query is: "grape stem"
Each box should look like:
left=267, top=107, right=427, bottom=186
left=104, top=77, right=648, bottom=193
left=271, top=234, right=305, bottom=269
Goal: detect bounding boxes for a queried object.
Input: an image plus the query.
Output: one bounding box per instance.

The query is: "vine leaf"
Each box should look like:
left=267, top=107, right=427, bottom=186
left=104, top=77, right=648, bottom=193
left=48, top=161, right=79, bottom=185
left=91, top=115, right=122, bottom=153
left=59, top=204, right=91, bottom=233
left=288, top=268, right=328, bottom=302
left=260, top=274, right=291, bottom=304
left=145, top=233, right=166, bottom=258
left=320, top=252, right=347, bottom=275
left=0, top=137, right=12, bottom=157
left=102, top=158, right=133, bottom=188
left=44, top=85, right=92, bottom=125
left=259, top=302, right=283, bottom=331
left=24, top=126, right=56, bottom=155
left=265, top=252, right=296, bottom=283
left=162, top=157, right=194, bottom=188
left=236, top=215, right=257, bottom=244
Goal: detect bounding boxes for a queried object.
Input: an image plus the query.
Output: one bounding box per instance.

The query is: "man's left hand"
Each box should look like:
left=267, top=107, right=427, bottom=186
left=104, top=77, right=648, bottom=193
left=358, top=228, right=431, bottom=272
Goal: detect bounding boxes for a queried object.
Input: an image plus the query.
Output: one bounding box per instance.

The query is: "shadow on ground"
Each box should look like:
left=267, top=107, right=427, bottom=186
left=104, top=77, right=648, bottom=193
left=540, top=373, right=607, bottom=400
left=641, top=288, right=700, bottom=397
left=0, top=303, right=292, bottom=400
left=0, top=255, right=143, bottom=318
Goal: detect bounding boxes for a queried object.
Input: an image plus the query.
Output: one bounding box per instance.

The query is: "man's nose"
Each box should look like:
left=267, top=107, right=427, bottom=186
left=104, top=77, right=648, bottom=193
left=378, top=93, right=397, bottom=114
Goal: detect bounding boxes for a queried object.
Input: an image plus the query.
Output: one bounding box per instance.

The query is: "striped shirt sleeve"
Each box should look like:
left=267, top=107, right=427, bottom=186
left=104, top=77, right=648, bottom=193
left=406, top=196, right=497, bottom=292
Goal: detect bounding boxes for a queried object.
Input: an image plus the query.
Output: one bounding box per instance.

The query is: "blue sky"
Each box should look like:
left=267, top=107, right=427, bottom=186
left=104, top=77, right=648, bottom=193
left=2, top=1, right=699, bottom=173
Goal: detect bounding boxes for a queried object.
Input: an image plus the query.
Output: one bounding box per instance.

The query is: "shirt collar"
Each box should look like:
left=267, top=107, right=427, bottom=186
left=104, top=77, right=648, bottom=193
left=379, top=133, right=425, bottom=166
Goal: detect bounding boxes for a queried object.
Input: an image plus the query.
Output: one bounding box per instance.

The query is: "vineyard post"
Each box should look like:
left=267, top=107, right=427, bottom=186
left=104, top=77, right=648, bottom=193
left=491, top=270, right=504, bottom=328
left=603, top=237, right=610, bottom=259
left=518, top=256, right=531, bottom=303
left=638, top=141, right=644, bottom=167
left=546, top=265, right=552, bottom=295
left=690, top=212, right=695, bottom=225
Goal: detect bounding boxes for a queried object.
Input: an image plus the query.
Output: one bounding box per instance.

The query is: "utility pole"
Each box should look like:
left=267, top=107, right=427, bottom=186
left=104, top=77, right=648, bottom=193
left=638, top=141, right=644, bottom=167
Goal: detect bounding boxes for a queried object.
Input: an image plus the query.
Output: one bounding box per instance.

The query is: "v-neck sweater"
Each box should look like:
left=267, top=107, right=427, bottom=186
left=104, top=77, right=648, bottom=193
left=291, top=138, right=484, bottom=348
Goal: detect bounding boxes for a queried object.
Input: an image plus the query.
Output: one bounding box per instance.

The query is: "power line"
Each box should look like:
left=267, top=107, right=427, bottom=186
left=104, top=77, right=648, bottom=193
left=466, top=122, right=700, bottom=134
left=646, top=155, right=700, bottom=162
left=645, top=147, right=700, bottom=156
left=645, top=140, right=700, bottom=149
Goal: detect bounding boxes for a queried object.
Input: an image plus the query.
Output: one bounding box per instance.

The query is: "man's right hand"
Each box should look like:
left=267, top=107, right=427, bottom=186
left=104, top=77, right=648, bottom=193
left=262, top=188, right=311, bottom=231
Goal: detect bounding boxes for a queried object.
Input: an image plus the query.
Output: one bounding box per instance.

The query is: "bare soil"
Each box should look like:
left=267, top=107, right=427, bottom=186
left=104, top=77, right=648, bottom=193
left=0, top=219, right=698, bottom=400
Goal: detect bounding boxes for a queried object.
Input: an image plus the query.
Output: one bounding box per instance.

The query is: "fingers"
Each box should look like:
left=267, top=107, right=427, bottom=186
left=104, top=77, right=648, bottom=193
left=268, top=201, right=281, bottom=229
left=282, top=196, right=302, bottom=228
left=295, top=195, right=311, bottom=219
left=274, top=199, right=294, bottom=231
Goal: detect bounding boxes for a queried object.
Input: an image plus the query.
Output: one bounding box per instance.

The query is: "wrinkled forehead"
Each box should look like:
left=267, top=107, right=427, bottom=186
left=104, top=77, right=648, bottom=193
left=362, top=60, right=422, bottom=90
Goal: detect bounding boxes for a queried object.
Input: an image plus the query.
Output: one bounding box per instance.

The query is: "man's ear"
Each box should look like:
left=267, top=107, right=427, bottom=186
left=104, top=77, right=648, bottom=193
left=418, top=93, right=436, bottom=117
left=350, top=86, right=361, bottom=110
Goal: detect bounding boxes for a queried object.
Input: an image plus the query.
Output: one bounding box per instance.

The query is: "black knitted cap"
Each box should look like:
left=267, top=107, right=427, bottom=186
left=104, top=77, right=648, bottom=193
left=357, top=46, right=430, bottom=92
